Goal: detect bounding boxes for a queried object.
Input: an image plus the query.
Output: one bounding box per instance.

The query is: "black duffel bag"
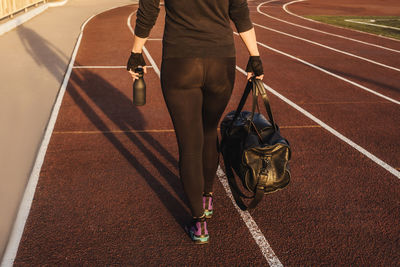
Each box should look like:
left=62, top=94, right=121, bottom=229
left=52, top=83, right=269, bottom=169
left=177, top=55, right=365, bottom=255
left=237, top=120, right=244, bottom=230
left=220, top=78, right=291, bottom=210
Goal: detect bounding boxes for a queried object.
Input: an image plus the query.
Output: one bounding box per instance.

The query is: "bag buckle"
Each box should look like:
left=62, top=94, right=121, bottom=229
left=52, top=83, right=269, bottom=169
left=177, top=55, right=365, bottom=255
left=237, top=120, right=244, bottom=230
left=260, top=157, right=270, bottom=175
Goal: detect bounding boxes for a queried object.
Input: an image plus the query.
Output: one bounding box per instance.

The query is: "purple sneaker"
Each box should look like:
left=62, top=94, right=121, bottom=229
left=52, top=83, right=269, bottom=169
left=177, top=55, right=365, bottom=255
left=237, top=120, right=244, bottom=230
left=203, top=193, right=213, bottom=219
left=186, top=215, right=209, bottom=244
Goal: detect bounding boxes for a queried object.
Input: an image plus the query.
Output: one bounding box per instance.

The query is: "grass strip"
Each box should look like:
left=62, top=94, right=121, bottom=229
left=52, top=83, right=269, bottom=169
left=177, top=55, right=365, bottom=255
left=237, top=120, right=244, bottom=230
left=305, top=16, right=400, bottom=40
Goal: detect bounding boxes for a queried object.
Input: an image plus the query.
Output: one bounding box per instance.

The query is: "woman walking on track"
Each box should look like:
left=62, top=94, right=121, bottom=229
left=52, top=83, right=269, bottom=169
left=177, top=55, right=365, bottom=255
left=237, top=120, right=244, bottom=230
left=127, top=0, right=264, bottom=244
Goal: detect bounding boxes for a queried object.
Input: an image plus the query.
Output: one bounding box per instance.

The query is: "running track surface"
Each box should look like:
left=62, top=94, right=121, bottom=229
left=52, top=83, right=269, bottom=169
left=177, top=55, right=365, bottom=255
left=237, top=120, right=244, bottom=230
left=9, top=0, right=400, bottom=265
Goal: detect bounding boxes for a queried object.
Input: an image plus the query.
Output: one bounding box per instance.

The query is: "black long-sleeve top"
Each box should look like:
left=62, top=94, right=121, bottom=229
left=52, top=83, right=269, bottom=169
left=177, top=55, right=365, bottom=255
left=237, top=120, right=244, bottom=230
left=135, top=0, right=253, bottom=58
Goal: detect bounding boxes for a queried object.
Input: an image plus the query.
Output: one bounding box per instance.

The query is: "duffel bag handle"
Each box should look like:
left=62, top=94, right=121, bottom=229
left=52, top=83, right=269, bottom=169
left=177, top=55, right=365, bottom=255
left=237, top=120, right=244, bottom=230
left=253, top=79, right=277, bottom=132
left=229, top=79, right=253, bottom=128
left=230, top=79, right=277, bottom=132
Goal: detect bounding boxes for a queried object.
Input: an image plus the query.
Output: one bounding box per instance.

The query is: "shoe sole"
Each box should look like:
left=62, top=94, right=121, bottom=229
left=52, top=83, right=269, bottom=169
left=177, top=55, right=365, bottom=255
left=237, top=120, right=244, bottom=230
left=191, top=234, right=209, bottom=244
left=194, top=239, right=209, bottom=244
left=186, top=226, right=210, bottom=244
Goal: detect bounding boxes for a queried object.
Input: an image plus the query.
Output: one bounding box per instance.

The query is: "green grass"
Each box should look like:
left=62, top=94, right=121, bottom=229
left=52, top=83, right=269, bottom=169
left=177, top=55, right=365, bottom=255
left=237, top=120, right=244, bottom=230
left=305, top=16, right=400, bottom=40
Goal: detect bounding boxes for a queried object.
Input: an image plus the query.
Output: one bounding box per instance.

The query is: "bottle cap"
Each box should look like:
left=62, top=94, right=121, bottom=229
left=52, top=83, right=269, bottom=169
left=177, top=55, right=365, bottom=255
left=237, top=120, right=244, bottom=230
left=135, top=67, right=144, bottom=75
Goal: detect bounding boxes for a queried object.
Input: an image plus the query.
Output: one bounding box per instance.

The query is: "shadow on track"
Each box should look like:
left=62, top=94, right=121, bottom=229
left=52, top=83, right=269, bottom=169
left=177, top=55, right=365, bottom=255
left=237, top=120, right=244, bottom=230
left=16, top=25, right=191, bottom=230
left=67, top=66, right=191, bottom=229
left=17, top=25, right=70, bottom=82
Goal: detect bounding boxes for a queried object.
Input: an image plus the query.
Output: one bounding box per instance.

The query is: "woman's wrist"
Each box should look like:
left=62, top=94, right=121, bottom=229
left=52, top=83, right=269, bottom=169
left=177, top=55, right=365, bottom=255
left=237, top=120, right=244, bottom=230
left=131, top=48, right=142, bottom=53
left=131, top=34, right=148, bottom=54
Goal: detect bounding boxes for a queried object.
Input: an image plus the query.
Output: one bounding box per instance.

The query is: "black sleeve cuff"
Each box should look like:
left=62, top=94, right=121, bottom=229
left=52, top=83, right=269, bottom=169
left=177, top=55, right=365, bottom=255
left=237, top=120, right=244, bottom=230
left=134, top=24, right=151, bottom=38
left=235, top=20, right=253, bottom=33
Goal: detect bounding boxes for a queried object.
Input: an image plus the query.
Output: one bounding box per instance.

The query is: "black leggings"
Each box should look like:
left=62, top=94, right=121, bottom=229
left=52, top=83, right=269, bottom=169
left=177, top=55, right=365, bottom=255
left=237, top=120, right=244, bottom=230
left=161, top=57, right=236, bottom=218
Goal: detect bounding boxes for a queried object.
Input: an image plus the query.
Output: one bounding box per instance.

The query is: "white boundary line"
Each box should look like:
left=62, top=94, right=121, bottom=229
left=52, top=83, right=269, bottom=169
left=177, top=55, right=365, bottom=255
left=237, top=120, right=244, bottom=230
left=235, top=66, right=400, bottom=179
left=283, top=0, right=400, bottom=43
left=345, top=19, right=400, bottom=31
left=216, top=166, right=283, bottom=267
left=0, top=4, right=132, bottom=266
left=254, top=6, right=400, bottom=72
left=126, top=10, right=283, bottom=267
left=256, top=0, right=400, bottom=53
left=232, top=32, right=400, bottom=106
left=253, top=21, right=400, bottom=72
left=0, top=0, right=68, bottom=36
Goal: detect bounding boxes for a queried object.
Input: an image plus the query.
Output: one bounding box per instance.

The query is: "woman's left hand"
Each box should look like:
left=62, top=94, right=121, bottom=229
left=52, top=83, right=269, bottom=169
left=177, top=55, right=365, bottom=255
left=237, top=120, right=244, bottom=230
left=127, top=52, right=147, bottom=80
left=246, top=56, right=264, bottom=80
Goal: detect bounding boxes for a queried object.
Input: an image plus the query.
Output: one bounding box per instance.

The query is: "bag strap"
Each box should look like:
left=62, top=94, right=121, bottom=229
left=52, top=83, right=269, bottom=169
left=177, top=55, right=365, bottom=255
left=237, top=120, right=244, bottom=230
left=229, top=80, right=253, bottom=129
left=253, top=79, right=277, bottom=131
left=220, top=139, right=250, bottom=199
left=250, top=81, right=258, bottom=122
left=221, top=143, right=266, bottom=210
left=247, top=187, right=265, bottom=209
left=230, top=79, right=277, bottom=132
left=221, top=148, right=250, bottom=211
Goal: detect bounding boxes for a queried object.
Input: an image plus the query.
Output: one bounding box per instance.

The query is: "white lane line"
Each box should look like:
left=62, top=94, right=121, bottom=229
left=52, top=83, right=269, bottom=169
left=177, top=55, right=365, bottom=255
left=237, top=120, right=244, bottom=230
left=233, top=32, right=400, bottom=106
left=236, top=66, right=400, bottom=179
left=252, top=21, right=400, bottom=72
left=72, top=66, right=153, bottom=69
left=345, top=19, right=400, bottom=31
left=282, top=0, right=400, bottom=43
left=256, top=0, right=400, bottom=53
left=126, top=11, right=282, bottom=266
left=0, top=4, right=134, bottom=267
left=216, top=166, right=283, bottom=267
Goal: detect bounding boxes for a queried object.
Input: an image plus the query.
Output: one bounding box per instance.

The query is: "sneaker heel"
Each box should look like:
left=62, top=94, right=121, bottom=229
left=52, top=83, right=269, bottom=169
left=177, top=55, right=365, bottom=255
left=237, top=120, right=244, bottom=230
left=187, top=215, right=209, bottom=244
left=203, top=193, right=214, bottom=219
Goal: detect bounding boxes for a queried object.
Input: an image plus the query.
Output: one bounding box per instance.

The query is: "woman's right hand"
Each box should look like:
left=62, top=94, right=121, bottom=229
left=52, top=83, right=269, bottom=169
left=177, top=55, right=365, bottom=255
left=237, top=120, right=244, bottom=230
left=246, top=56, right=264, bottom=80
left=127, top=52, right=147, bottom=80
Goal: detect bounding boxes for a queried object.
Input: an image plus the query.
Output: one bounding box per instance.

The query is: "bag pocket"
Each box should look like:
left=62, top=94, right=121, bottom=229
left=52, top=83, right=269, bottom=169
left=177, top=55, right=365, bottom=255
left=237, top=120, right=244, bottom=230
left=243, top=144, right=291, bottom=194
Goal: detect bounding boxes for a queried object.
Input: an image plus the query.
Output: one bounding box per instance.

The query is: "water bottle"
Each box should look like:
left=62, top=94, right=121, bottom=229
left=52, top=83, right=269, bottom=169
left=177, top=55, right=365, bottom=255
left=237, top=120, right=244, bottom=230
left=133, top=67, right=146, bottom=106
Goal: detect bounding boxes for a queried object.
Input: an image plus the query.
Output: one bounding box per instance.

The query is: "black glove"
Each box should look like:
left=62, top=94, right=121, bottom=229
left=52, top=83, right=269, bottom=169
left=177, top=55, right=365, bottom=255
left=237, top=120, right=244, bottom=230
left=127, top=52, right=146, bottom=71
left=245, top=56, right=263, bottom=77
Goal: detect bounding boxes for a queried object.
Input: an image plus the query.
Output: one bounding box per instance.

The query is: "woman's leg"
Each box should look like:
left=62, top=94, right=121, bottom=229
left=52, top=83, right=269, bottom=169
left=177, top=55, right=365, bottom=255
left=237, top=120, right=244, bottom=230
left=202, top=57, right=236, bottom=193
left=160, top=57, right=236, bottom=217
left=161, top=58, right=205, bottom=218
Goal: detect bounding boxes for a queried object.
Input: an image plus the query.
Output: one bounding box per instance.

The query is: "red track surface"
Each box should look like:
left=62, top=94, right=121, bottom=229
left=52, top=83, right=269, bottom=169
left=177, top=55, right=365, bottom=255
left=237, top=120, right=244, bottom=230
left=13, top=0, right=400, bottom=265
